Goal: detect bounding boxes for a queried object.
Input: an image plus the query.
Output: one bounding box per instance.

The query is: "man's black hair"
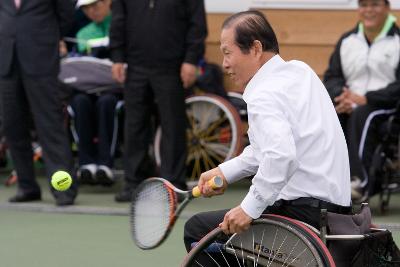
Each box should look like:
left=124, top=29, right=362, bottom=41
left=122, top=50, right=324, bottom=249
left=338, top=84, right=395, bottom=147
left=358, top=0, right=390, bottom=5
left=222, top=10, right=279, bottom=54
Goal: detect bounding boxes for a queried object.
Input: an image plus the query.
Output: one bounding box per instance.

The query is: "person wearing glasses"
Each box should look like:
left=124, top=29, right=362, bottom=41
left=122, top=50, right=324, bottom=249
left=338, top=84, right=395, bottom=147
left=323, top=0, right=400, bottom=203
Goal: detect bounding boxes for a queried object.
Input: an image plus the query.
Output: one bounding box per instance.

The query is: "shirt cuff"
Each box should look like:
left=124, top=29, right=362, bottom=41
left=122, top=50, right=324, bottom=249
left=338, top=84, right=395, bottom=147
left=240, top=189, right=268, bottom=219
left=218, top=158, right=245, bottom=184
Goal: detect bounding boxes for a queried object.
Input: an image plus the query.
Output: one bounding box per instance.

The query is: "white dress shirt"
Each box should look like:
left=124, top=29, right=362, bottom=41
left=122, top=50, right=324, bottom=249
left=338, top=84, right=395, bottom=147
left=219, top=55, right=351, bottom=219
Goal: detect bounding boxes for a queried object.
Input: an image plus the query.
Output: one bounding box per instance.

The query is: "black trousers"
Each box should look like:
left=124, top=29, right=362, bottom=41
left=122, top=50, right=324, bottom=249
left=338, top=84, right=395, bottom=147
left=123, top=65, right=187, bottom=188
left=71, top=93, right=118, bottom=167
left=0, top=60, right=77, bottom=198
left=184, top=198, right=352, bottom=252
left=339, top=105, right=394, bottom=188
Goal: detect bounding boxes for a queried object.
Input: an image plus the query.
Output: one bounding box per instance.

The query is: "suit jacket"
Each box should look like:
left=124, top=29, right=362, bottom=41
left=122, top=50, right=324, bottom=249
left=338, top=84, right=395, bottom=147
left=110, top=0, right=207, bottom=68
left=0, top=0, right=75, bottom=76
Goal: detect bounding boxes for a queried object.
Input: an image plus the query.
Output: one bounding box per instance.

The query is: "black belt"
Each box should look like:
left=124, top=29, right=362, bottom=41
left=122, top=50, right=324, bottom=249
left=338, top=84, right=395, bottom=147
left=274, top=197, right=352, bottom=214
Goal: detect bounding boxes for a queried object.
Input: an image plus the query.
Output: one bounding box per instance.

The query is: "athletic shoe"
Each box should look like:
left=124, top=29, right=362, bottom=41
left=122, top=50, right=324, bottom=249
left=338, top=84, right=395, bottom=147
left=77, top=164, right=97, bottom=185
left=96, top=165, right=115, bottom=186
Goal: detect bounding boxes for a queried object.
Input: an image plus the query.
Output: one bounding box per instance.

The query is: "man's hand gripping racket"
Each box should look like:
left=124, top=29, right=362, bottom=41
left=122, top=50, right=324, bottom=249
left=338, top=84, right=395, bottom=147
left=130, top=176, right=223, bottom=249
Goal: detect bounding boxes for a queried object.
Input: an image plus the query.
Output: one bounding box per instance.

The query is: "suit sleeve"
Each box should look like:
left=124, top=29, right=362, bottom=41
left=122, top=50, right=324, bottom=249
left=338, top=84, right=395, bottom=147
left=323, top=37, right=346, bottom=102
left=365, top=60, right=400, bottom=108
left=109, top=0, right=126, bottom=63
left=55, top=0, right=75, bottom=37
left=183, top=0, right=208, bottom=65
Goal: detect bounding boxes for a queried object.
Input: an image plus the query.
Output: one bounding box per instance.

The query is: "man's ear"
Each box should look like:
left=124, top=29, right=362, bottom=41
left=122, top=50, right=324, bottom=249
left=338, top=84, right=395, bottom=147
left=252, top=40, right=263, bottom=57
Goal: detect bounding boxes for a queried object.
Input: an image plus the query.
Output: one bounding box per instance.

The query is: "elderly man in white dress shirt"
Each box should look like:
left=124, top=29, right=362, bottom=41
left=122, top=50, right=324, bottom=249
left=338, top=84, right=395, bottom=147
left=183, top=10, right=352, bottom=252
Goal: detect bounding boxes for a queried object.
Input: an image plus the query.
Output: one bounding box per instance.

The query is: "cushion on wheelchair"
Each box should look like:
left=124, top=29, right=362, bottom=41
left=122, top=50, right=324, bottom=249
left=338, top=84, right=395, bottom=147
left=326, top=205, right=371, bottom=267
left=327, top=204, right=371, bottom=235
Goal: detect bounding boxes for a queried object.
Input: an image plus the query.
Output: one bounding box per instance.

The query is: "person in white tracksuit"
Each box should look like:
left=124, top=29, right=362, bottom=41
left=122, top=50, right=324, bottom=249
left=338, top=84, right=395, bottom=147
left=323, top=0, right=400, bottom=202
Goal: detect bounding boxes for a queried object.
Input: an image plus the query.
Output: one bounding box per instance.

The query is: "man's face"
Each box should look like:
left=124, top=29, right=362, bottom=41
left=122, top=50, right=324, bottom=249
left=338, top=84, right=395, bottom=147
left=220, top=28, right=259, bottom=89
left=358, top=0, right=389, bottom=32
left=82, top=0, right=110, bottom=23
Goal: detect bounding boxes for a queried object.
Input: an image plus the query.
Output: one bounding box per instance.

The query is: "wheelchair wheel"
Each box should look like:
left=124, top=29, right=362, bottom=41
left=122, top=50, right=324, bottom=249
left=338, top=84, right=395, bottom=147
left=154, top=94, right=243, bottom=182
left=181, top=214, right=335, bottom=267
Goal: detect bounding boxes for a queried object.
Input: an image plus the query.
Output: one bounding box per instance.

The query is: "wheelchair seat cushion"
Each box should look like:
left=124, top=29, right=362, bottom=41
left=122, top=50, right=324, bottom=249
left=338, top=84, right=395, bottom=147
left=326, top=205, right=371, bottom=267
left=327, top=204, right=371, bottom=235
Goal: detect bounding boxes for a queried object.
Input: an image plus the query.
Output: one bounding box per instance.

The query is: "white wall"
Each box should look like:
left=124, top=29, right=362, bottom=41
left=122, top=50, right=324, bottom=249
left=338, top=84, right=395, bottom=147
left=205, top=0, right=400, bottom=13
left=205, top=0, right=251, bottom=13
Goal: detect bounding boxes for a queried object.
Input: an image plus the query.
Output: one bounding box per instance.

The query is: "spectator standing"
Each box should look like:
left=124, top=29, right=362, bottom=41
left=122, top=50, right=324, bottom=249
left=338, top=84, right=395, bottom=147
left=323, top=0, right=400, bottom=202
left=110, top=0, right=208, bottom=201
left=0, top=0, right=78, bottom=205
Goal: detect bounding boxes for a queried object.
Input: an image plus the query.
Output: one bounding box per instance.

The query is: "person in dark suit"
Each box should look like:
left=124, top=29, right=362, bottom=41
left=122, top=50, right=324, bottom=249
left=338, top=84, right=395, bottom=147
left=0, top=0, right=78, bottom=206
left=110, top=0, right=208, bottom=202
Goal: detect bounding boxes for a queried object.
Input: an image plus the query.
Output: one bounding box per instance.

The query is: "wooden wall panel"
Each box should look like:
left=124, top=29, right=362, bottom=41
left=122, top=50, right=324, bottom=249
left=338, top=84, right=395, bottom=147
left=205, top=9, right=400, bottom=90
left=279, top=44, right=335, bottom=76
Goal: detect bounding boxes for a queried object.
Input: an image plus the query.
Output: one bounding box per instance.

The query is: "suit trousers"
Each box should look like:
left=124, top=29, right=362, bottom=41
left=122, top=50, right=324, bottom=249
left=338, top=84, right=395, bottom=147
left=123, top=65, right=187, bottom=188
left=0, top=60, right=76, bottom=197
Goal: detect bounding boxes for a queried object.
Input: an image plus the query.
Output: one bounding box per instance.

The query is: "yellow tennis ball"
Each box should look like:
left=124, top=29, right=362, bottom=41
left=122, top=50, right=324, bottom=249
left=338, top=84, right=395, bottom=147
left=51, top=171, right=72, bottom=191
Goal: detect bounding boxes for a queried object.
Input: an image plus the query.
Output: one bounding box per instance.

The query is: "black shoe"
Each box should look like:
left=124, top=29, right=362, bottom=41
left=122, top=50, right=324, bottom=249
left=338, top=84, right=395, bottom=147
left=115, top=186, right=135, bottom=202
left=9, top=191, right=41, bottom=203
left=55, top=194, right=75, bottom=206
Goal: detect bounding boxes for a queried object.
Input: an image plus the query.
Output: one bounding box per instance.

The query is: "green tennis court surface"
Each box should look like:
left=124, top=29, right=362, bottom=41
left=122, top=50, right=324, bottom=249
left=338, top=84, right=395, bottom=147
left=1, top=174, right=399, bottom=267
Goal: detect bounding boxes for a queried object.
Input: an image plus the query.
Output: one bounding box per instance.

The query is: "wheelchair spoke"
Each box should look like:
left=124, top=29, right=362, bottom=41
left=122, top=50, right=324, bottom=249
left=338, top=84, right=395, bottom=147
left=226, top=241, right=244, bottom=267
left=194, top=260, right=205, bottom=267
left=203, top=143, right=230, bottom=158
left=267, top=228, right=279, bottom=267
left=199, top=116, right=229, bottom=138
left=200, top=149, right=212, bottom=171
left=201, top=105, right=222, bottom=131
left=214, top=241, right=233, bottom=267
left=202, top=132, right=231, bottom=144
left=188, top=150, right=202, bottom=180
left=205, top=251, right=222, bottom=267
left=255, top=228, right=266, bottom=266
left=282, top=239, right=300, bottom=267
left=202, top=144, right=226, bottom=162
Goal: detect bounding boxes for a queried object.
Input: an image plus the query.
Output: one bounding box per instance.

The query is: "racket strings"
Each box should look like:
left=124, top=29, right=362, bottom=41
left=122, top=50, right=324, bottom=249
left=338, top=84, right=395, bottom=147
left=131, top=181, right=176, bottom=248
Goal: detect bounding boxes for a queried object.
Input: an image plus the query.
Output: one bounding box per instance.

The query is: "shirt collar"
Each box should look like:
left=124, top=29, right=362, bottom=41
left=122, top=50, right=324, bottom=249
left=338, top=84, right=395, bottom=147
left=243, top=54, right=285, bottom=101
left=358, top=13, right=397, bottom=41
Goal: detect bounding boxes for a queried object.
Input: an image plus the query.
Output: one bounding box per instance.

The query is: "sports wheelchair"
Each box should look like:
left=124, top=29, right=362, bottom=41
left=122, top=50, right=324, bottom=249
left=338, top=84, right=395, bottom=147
left=181, top=204, right=400, bottom=267
left=368, top=108, right=400, bottom=213
left=154, top=93, right=245, bottom=183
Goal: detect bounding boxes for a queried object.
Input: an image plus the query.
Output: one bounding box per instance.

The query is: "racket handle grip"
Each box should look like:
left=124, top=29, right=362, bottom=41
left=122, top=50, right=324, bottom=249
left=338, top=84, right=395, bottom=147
left=192, top=176, right=224, bottom=197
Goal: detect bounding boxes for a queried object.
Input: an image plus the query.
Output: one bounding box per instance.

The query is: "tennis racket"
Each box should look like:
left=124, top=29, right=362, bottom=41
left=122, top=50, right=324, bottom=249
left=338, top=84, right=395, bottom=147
left=130, top=176, right=223, bottom=250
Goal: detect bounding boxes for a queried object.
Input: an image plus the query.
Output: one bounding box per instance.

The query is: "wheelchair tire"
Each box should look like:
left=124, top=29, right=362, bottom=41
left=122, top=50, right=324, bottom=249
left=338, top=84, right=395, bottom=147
left=181, top=214, right=335, bottom=267
left=154, top=94, right=243, bottom=182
